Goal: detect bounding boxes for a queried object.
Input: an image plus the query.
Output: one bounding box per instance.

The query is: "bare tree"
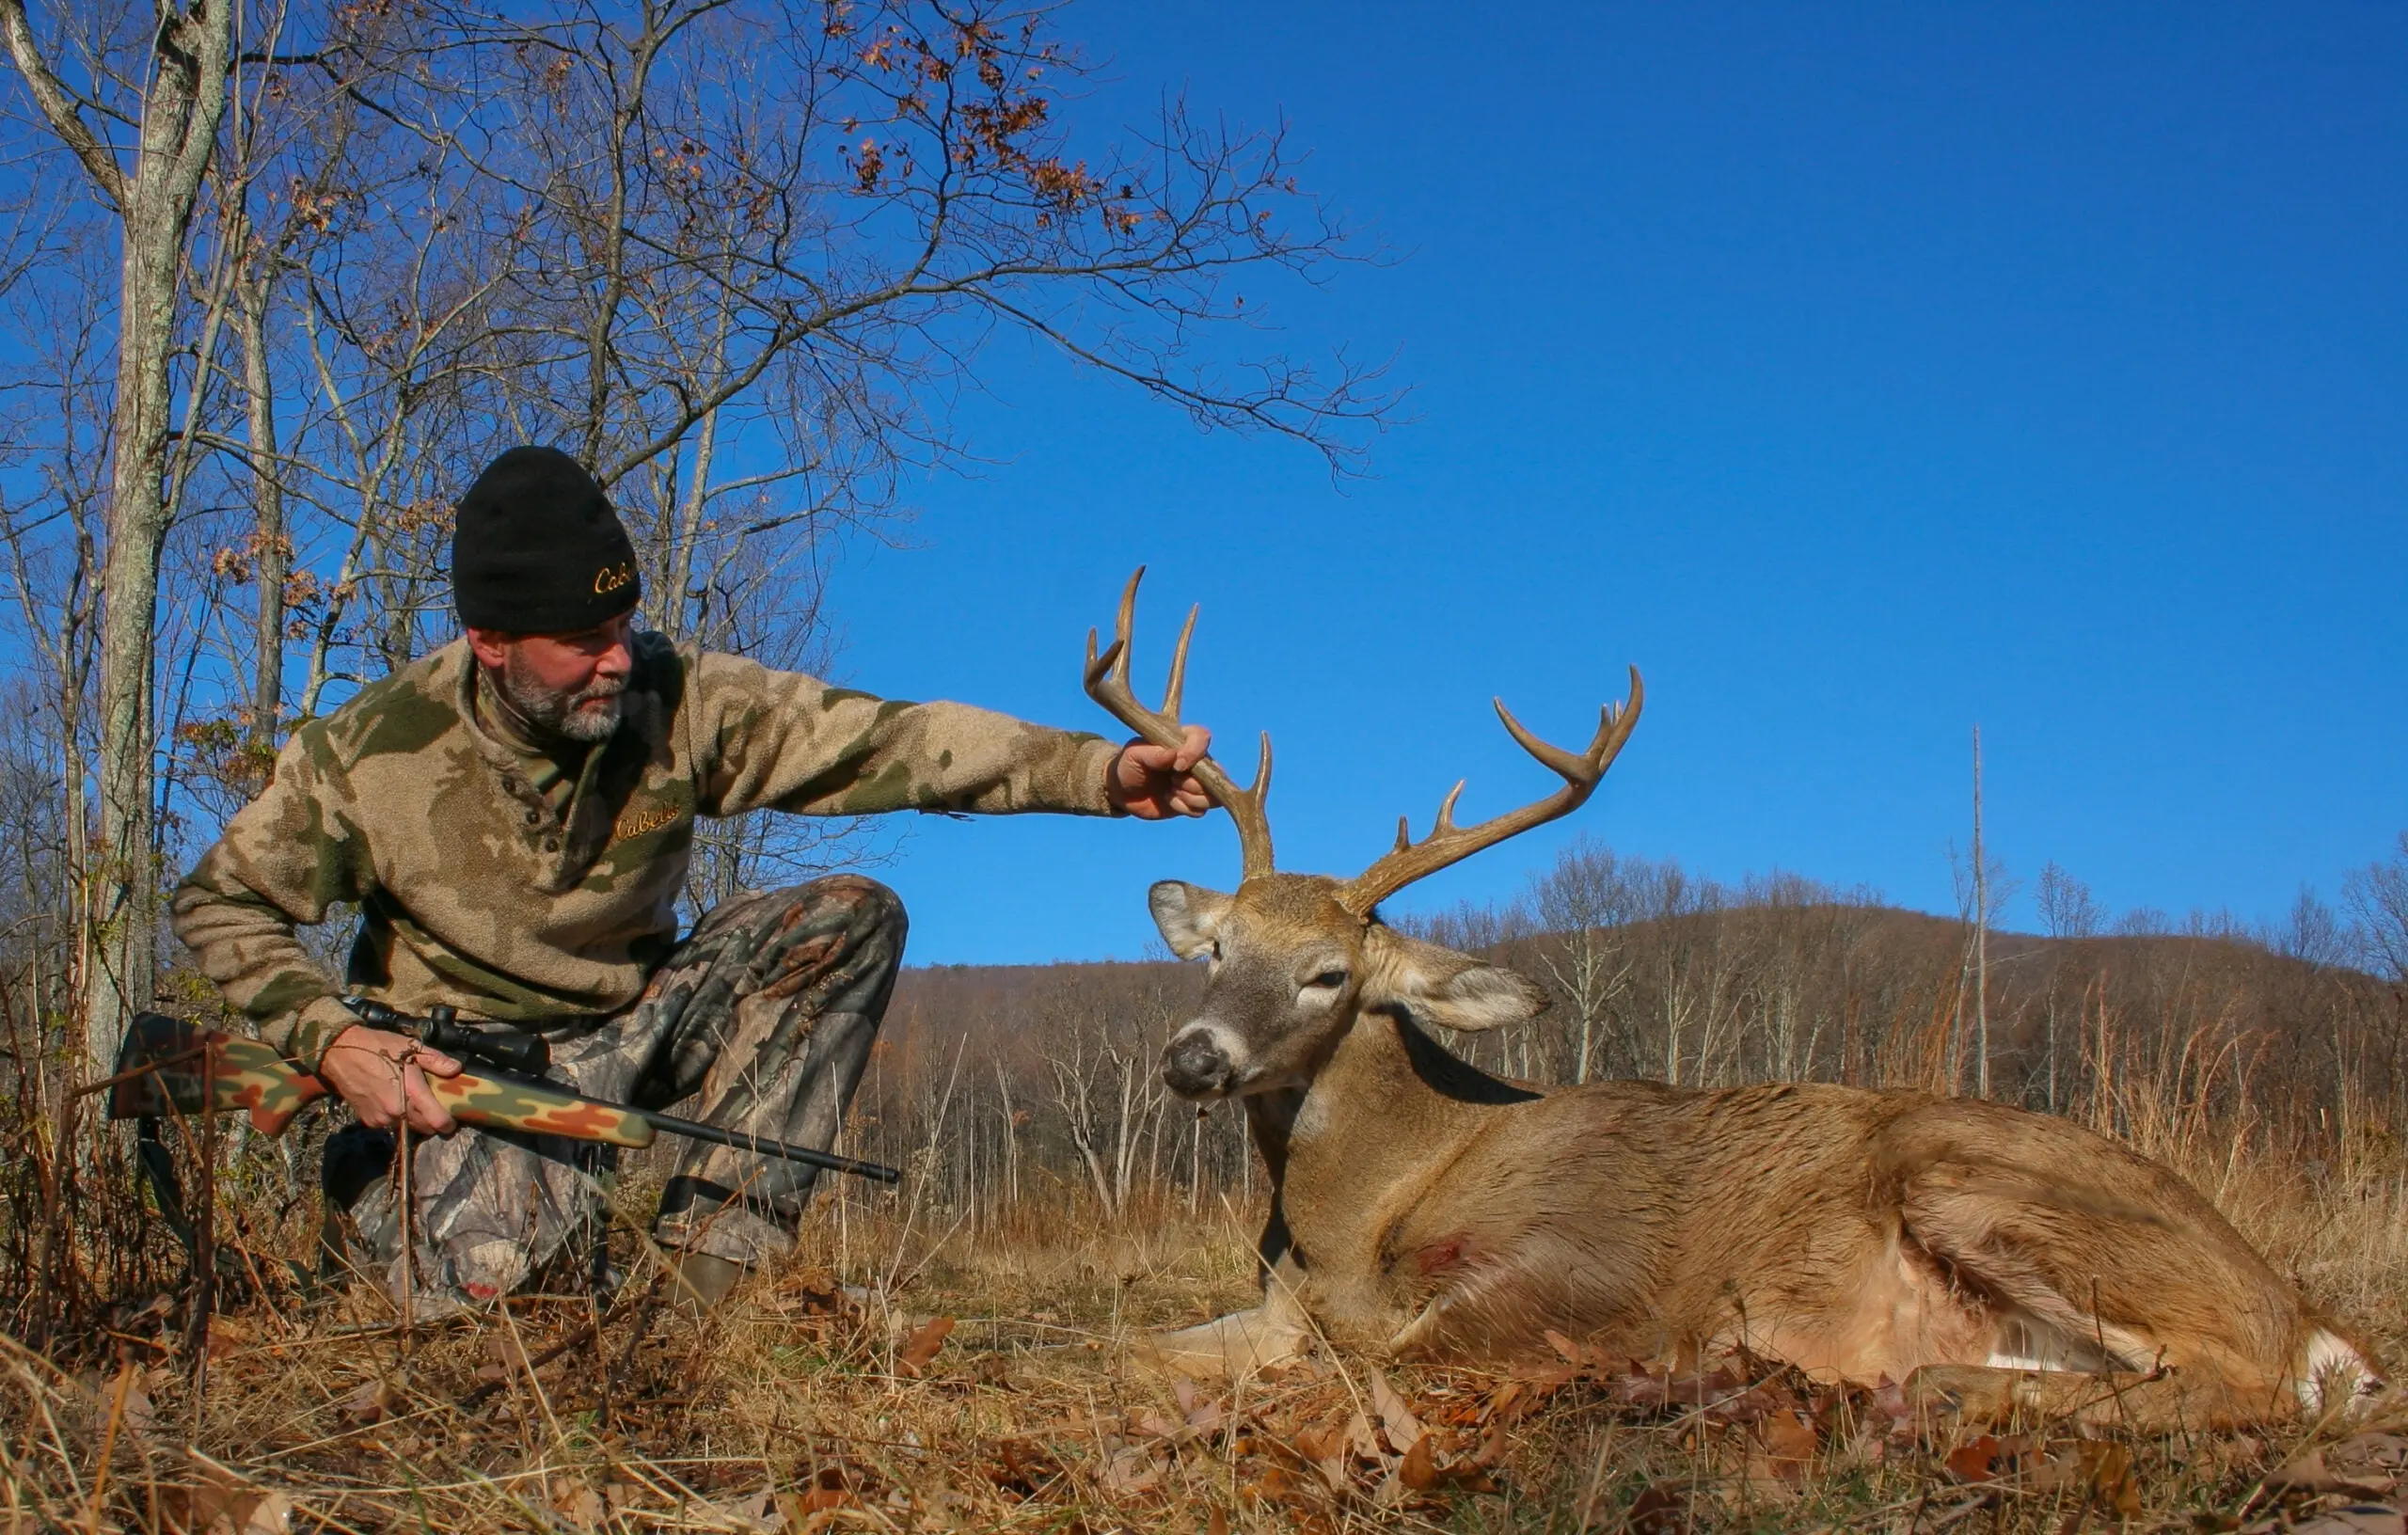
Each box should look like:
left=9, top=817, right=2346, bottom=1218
left=1047, top=1026, right=1143, bottom=1218
left=2271, top=885, right=2350, bottom=969
left=0, top=0, right=237, bottom=1074
left=2031, top=862, right=2101, bottom=1112
left=0, top=0, right=1398, bottom=1092
left=1972, top=726, right=1988, bottom=1094
left=280, top=0, right=1389, bottom=894
left=1526, top=836, right=1638, bottom=1084
left=1947, top=832, right=2016, bottom=1095
left=0, top=240, right=113, bottom=1033
left=2343, top=834, right=2408, bottom=983
left=2115, top=906, right=2170, bottom=937
left=2035, top=860, right=2102, bottom=940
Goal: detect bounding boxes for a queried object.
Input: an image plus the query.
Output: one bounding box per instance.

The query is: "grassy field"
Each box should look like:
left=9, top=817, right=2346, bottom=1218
left=5, top=1112, right=2408, bottom=1535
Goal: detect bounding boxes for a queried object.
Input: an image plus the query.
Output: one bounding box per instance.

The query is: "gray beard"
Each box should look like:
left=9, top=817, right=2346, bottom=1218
left=493, top=657, right=626, bottom=745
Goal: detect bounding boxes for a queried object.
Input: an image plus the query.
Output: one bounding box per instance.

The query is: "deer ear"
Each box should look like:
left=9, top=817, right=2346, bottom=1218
left=1149, top=880, right=1230, bottom=960
left=1362, top=926, right=1550, bottom=1033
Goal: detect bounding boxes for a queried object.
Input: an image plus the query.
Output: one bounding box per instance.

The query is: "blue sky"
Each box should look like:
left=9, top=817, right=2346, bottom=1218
left=828, top=1, right=2406, bottom=965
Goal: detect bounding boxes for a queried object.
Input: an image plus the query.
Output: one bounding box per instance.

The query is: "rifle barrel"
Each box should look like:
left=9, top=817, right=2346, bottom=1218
left=642, top=1109, right=900, bottom=1185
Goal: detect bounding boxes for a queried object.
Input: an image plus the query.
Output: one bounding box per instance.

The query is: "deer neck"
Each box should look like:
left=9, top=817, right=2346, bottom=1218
left=1232, top=1008, right=1541, bottom=1310
left=1288, top=1004, right=1538, bottom=1185
left=1243, top=1088, right=1305, bottom=1182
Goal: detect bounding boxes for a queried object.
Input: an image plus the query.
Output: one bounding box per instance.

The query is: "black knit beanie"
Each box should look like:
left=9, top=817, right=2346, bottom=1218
left=452, top=447, right=642, bottom=632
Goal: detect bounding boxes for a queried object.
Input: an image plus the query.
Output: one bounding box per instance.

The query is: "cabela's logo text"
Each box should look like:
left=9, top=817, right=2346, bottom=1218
left=593, top=561, right=637, bottom=595
left=612, top=802, right=680, bottom=842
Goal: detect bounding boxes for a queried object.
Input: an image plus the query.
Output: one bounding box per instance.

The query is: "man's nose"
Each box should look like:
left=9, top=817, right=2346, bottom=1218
left=595, top=623, right=635, bottom=678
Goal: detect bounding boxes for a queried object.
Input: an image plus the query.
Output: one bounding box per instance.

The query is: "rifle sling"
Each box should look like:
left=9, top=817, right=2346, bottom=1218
left=135, top=1116, right=198, bottom=1258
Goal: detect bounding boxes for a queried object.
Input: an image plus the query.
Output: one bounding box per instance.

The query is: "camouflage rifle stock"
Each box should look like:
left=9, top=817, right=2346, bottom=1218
left=105, top=1012, right=900, bottom=1184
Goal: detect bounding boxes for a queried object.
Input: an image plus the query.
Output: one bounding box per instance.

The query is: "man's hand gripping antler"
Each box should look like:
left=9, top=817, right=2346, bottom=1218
left=1106, top=725, right=1214, bottom=819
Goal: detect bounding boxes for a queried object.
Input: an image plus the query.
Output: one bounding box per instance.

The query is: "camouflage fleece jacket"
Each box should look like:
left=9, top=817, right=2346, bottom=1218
left=172, top=634, right=1121, bottom=1067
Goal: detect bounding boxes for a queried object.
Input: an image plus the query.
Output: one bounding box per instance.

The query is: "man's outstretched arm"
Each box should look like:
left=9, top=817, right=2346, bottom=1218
left=690, top=648, right=1211, bottom=821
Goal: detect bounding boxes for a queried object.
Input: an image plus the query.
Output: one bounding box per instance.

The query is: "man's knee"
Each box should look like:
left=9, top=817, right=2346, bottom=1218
left=791, top=874, right=908, bottom=947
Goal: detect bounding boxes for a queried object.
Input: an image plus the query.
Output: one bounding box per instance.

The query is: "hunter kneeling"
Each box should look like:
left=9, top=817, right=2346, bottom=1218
left=171, top=448, right=1212, bottom=1316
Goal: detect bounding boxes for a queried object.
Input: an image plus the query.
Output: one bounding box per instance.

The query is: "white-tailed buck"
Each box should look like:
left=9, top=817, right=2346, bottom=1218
left=1085, top=570, right=2380, bottom=1426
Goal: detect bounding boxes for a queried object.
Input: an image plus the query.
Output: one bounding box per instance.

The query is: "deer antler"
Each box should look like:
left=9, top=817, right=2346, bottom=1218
left=1085, top=567, right=1276, bottom=878
left=1338, top=669, right=1644, bottom=917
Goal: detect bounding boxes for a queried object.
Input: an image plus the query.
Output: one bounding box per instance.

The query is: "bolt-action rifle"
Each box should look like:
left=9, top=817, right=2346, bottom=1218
left=102, top=1009, right=900, bottom=1185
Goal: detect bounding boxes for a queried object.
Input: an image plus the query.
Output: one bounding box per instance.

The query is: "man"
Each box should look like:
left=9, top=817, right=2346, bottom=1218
left=172, top=446, right=1209, bottom=1313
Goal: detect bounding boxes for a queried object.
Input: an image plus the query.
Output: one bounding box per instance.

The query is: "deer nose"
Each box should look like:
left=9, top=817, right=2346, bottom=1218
left=1162, top=1026, right=1235, bottom=1098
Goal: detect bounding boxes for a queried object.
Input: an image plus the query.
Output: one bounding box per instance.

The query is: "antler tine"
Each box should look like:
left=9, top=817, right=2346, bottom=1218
left=1434, top=779, right=1467, bottom=834
left=1082, top=568, right=1278, bottom=878
left=1339, top=666, right=1643, bottom=917
left=1163, top=604, right=1197, bottom=721
left=1225, top=730, right=1275, bottom=878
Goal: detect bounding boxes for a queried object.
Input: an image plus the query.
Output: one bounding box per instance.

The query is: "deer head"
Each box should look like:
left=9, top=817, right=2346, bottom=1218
left=1086, top=569, right=1643, bottom=1100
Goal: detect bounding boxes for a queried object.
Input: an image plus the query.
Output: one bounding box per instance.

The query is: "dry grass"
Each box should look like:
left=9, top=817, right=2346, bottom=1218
left=5, top=1122, right=2408, bottom=1533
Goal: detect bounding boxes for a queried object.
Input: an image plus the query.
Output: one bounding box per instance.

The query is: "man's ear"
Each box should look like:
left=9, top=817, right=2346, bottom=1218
left=1149, top=880, right=1231, bottom=960
left=465, top=625, right=515, bottom=672
left=1362, top=926, right=1550, bottom=1033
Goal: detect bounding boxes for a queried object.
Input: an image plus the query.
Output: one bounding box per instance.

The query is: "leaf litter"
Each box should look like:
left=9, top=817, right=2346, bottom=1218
left=6, top=1201, right=2405, bottom=1532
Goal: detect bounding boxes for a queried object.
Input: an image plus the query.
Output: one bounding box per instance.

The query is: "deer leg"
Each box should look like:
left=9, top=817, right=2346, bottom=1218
left=1892, top=1176, right=2321, bottom=1429
left=1902, top=1362, right=2279, bottom=1432
left=1133, top=1243, right=1314, bottom=1380
left=1134, top=1305, right=1312, bottom=1379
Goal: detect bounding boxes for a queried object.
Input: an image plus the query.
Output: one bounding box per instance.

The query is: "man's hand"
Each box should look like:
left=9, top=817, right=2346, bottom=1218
left=1108, top=725, right=1213, bottom=820
left=319, top=1024, right=464, bottom=1135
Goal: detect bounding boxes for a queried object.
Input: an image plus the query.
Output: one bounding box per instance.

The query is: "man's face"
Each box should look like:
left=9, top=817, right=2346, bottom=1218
left=466, top=613, right=635, bottom=743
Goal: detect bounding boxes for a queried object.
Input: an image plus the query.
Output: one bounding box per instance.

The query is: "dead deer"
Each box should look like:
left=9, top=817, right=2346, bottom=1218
left=1085, top=569, right=2381, bottom=1427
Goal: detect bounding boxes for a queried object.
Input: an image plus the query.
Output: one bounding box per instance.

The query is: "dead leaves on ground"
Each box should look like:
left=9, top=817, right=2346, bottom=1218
left=335, top=1371, right=403, bottom=1426
left=2283, top=1512, right=2408, bottom=1535
left=1023, top=1330, right=2408, bottom=1533
left=1404, top=1331, right=2372, bottom=1527
left=2271, top=1433, right=2408, bottom=1498
left=1941, top=1432, right=2143, bottom=1514
left=24, top=1267, right=2408, bottom=1534
left=154, top=1473, right=294, bottom=1535
left=2229, top=1433, right=2408, bottom=1534
left=895, top=1313, right=954, bottom=1376
left=1083, top=1361, right=1505, bottom=1524
left=1904, top=1428, right=2408, bottom=1534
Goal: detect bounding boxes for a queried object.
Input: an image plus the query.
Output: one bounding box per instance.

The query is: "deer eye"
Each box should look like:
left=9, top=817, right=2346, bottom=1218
left=1209, top=939, right=1223, bottom=961
left=1304, top=969, right=1348, bottom=990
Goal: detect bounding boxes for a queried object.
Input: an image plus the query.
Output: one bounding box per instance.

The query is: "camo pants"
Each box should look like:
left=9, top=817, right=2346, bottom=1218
left=324, top=876, right=906, bottom=1313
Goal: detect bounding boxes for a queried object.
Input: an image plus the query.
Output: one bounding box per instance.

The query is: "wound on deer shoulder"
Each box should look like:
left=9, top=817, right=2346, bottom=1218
left=1416, top=1233, right=1476, bottom=1275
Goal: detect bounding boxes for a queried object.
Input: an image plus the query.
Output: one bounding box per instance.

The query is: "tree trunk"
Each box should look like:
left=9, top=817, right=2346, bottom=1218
left=4, top=0, right=236, bottom=1080
left=1972, top=724, right=1989, bottom=1097
left=237, top=265, right=286, bottom=756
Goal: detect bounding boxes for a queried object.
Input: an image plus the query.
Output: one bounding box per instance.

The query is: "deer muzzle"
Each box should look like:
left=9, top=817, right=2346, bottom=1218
left=1162, top=1023, right=1239, bottom=1099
